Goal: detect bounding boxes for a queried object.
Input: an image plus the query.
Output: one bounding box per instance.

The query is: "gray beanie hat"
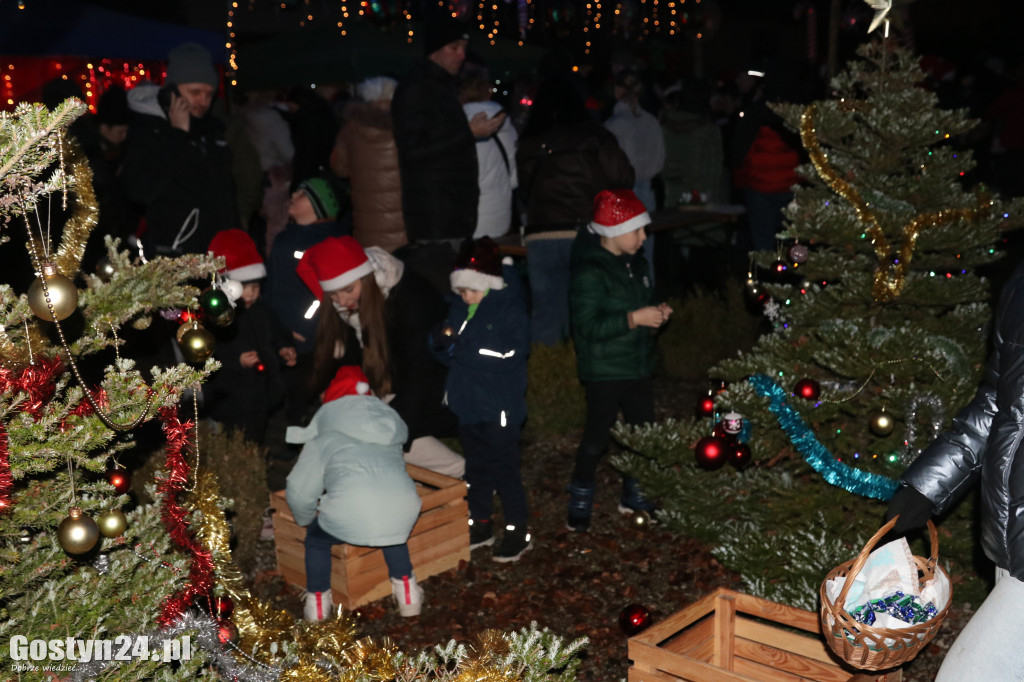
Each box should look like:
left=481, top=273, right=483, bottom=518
left=166, top=42, right=219, bottom=87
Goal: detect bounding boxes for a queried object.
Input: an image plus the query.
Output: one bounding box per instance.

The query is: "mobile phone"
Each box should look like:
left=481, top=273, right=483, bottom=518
left=157, top=84, right=181, bottom=113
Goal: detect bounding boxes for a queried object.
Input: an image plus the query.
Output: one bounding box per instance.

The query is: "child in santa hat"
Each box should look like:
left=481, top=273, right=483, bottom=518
left=203, top=229, right=297, bottom=445
left=286, top=365, right=424, bottom=620
left=566, top=189, right=673, bottom=532
left=430, top=237, right=532, bottom=562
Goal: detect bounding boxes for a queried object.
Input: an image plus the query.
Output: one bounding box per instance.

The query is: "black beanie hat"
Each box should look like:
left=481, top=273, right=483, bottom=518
left=423, top=10, right=469, bottom=56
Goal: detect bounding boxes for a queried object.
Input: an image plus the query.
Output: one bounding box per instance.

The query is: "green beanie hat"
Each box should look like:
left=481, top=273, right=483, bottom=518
left=297, top=178, right=340, bottom=220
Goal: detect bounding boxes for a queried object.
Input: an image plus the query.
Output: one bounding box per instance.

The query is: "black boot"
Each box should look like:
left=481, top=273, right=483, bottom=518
left=566, top=481, right=595, bottom=532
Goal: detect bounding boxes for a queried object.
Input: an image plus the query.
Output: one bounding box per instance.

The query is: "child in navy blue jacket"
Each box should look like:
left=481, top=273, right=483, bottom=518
left=431, top=237, right=532, bottom=562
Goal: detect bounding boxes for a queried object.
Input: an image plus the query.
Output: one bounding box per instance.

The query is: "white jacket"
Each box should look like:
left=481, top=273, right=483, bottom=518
left=604, top=100, right=666, bottom=182
left=464, top=100, right=518, bottom=239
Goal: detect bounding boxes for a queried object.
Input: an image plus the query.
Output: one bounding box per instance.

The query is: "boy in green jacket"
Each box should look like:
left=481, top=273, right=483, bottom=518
left=566, top=189, right=673, bottom=532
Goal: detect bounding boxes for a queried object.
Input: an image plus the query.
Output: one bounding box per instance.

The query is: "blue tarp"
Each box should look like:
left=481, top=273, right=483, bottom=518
left=0, top=0, right=225, bottom=61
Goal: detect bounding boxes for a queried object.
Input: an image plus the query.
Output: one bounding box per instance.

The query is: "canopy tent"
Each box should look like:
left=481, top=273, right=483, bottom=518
left=0, top=0, right=225, bottom=61
left=236, top=22, right=545, bottom=90
left=0, top=0, right=225, bottom=110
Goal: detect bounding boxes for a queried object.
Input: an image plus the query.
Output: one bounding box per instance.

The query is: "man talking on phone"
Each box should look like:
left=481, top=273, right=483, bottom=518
left=121, top=42, right=238, bottom=257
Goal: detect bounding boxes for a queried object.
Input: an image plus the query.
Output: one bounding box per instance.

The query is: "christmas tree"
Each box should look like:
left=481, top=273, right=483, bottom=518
left=0, top=100, right=585, bottom=679
left=616, top=40, right=1024, bottom=609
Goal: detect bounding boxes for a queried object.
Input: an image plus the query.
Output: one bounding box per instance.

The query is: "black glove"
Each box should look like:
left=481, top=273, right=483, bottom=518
left=885, top=485, right=934, bottom=537
left=428, top=324, right=456, bottom=355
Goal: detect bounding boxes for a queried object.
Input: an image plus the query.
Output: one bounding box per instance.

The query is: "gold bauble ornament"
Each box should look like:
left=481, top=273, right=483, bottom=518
left=27, top=263, right=79, bottom=321
left=869, top=409, right=895, bottom=437
left=97, top=509, right=128, bottom=538
left=179, top=324, right=215, bottom=363
left=57, top=507, right=100, bottom=554
left=95, top=257, right=116, bottom=282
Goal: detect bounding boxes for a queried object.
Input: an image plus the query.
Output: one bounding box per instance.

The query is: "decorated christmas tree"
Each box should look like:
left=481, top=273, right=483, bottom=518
left=0, top=100, right=584, bottom=679
left=616, top=39, right=1024, bottom=608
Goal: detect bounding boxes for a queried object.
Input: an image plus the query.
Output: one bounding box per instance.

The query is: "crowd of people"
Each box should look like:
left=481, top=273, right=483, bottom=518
left=37, top=10, right=1024, bottom=658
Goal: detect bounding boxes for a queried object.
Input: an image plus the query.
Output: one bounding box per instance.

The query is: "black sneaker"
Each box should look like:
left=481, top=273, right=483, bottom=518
left=491, top=525, right=532, bottom=563
left=468, top=519, right=494, bottom=550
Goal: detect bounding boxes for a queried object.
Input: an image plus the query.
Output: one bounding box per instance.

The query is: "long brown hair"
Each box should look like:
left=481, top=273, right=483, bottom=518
left=310, top=273, right=392, bottom=398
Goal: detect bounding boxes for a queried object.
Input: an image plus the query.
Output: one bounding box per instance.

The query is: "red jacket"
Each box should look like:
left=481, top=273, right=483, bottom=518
left=735, top=125, right=800, bottom=194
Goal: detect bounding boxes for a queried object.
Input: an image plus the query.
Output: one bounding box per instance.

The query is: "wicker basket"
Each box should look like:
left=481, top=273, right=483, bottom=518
left=819, top=516, right=951, bottom=671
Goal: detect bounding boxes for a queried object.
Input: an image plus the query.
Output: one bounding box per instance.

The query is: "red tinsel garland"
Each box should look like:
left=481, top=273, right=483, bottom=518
left=0, top=424, right=11, bottom=514
left=0, top=356, right=63, bottom=418
left=156, top=407, right=214, bottom=626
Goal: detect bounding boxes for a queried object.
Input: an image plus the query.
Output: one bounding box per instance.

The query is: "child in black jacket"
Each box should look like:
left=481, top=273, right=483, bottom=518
left=205, top=229, right=297, bottom=444
left=431, top=237, right=532, bottom=562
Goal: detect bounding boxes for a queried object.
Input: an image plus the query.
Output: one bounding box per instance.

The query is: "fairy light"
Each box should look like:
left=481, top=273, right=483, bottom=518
left=339, top=2, right=350, bottom=35
left=226, top=1, right=238, bottom=85
left=490, top=1, right=499, bottom=45
left=404, top=8, right=414, bottom=43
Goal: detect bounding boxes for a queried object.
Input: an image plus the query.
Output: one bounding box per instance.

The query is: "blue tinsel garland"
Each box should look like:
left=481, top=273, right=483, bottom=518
left=748, top=374, right=899, bottom=500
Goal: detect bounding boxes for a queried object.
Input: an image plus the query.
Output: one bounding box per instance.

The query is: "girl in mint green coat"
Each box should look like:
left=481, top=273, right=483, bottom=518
left=286, top=366, right=424, bottom=620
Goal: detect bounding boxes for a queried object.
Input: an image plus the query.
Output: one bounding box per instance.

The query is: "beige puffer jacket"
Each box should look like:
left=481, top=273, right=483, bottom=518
left=331, top=100, right=408, bottom=253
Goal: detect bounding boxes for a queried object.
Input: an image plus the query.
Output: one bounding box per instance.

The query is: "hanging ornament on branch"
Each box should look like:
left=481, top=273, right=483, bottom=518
left=869, top=407, right=895, bottom=436
left=788, top=241, right=809, bottom=264
left=178, top=320, right=216, bottom=364
left=57, top=507, right=100, bottom=555
left=199, top=287, right=234, bottom=327
left=97, top=509, right=128, bottom=538
left=106, top=466, right=131, bottom=494
left=27, top=263, right=79, bottom=321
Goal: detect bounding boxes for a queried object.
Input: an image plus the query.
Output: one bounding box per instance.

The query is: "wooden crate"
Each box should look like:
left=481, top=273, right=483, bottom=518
left=628, top=588, right=902, bottom=682
left=269, top=463, right=469, bottom=610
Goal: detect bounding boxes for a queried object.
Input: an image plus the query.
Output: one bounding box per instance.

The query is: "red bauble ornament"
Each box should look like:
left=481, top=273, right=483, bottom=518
left=107, top=467, right=130, bottom=494
left=793, top=378, right=821, bottom=401
left=696, top=393, right=715, bottom=418
left=216, top=618, right=238, bottom=646
left=728, top=442, right=752, bottom=470
left=618, top=603, right=653, bottom=635
left=694, top=436, right=728, bottom=470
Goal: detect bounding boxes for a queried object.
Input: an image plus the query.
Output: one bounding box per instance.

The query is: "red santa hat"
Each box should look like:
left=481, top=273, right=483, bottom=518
left=588, top=189, right=651, bottom=238
left=450, top=237, right=506, bottom=293
left=208, top=229, right=266, bottom=282
left=295, top=236, right=372, bottom=300
left=322, top=365, right=373, bottom=403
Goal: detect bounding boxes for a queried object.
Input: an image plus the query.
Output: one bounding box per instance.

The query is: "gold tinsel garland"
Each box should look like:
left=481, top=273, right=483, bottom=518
left=188, top=470, right=518, bottom=680
left=1, top=140, right=97, bottom=367
left=799, top=104, right=988, bottom=303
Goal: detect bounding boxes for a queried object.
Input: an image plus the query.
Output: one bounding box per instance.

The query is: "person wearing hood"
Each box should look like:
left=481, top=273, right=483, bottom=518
left=296, top=236, right=464, bottom=478
left=286, top=365, right=424, bottom=620
left=120, top=42, right=238, bottom=257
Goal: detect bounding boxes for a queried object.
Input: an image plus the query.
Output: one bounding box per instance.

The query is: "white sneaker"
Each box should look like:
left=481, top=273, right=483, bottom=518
left=390, top=575, right=424, bottom=617
left=303, top=590, right=333, bottom=621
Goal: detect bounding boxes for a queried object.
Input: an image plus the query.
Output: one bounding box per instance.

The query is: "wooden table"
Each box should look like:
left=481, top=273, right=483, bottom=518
left=647, top=204, right=745, bottom=246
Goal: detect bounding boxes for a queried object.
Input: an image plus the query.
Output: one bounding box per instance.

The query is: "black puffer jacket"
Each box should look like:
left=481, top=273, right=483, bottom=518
left=516, top=121, right=634, bottom=237
left=391, top=59, right=478, bottom=242
left=902, top=261, right=1024, bottom=579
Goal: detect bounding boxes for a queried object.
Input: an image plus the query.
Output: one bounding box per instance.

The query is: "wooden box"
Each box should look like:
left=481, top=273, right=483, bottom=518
left=628, top=588, right=902, bottom=682
left=269, top=464, right=469, bottom=610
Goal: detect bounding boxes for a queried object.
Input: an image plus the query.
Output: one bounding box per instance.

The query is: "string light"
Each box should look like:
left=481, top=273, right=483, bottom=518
left=227, top=1, right=238, bottom=86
